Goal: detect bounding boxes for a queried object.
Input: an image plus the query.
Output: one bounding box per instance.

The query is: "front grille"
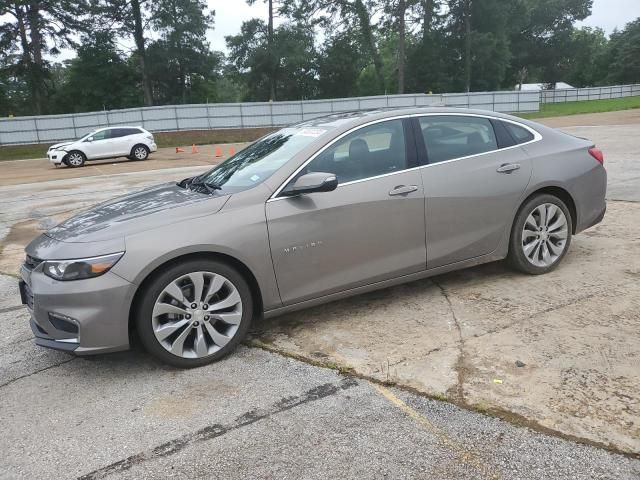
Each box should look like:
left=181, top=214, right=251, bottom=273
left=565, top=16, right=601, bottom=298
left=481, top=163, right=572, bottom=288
left=24, top=255, right=42, bottom=271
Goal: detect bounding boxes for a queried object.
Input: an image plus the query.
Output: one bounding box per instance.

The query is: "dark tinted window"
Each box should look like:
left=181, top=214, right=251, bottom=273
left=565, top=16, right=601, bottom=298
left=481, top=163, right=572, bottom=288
left=419, top=116, right=498, bottom=164
left=111, top=128, right=140, bottom=138
left=301, top=119, right=407, bottom=184
left=504, top=122, right=535, bottom=144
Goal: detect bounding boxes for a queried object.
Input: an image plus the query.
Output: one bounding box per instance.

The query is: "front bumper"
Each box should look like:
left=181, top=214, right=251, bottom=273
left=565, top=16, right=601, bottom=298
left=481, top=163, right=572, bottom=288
left=20, top=263, right=136, bottom=355
left=47, top=150, right=66, bottom=164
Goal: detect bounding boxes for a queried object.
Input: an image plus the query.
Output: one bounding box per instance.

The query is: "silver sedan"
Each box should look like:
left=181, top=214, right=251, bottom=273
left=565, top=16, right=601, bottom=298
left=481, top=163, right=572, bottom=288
left=20, top=108, right=607, bottom=367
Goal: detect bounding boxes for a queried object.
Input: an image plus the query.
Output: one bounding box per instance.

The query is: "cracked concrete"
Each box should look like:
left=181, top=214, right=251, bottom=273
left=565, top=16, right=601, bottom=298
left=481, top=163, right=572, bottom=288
left=253, top=200, right=640, bottom=454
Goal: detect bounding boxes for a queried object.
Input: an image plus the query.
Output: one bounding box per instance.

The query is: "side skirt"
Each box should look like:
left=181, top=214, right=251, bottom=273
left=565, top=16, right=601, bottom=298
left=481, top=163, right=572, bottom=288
left=263, top=250, right=505, bottom=320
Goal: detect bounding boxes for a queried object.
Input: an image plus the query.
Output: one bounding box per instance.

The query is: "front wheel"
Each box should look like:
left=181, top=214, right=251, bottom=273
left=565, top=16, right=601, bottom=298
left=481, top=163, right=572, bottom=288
left=135, top=259, right=253, bottom=368
left=507, top=194, right=572, bottom=275
left=64, top=151, right=86, bottom=167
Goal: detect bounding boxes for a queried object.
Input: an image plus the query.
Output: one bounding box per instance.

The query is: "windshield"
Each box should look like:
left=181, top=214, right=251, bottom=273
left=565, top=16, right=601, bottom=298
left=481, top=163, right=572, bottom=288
left=195, top=126, right=330, bottom=194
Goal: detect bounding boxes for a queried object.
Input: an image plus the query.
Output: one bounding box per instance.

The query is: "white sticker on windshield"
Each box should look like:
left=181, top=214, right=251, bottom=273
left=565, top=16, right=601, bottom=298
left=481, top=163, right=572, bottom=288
left=296, top=128, right=327, bottom=137
left=250, top=174, right=260, bottom=182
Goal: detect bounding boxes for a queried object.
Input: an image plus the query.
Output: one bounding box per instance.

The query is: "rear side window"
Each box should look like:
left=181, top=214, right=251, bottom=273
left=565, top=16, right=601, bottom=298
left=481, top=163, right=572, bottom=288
left=504, top=122, right=535, bottom=144
left=418, top=116, right=498, bottom=164
left=111, top=128, right=139, bottom=138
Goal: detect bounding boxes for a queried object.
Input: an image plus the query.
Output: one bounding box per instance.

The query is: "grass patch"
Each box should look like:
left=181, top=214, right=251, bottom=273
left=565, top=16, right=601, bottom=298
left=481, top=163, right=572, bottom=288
left=520, top=96, right=640, bottom=119
left=0, top=127, right=275, bottom=162
left=0, top=143, right=53, bottom=161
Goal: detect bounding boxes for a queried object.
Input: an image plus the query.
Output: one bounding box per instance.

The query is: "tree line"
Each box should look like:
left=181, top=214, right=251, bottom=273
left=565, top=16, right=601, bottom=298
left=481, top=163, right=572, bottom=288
left=1, top=0, right=639, bottom=117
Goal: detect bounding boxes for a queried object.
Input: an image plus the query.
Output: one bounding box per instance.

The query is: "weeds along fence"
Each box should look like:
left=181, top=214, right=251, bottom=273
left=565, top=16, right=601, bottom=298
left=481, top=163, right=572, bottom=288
left=540, top=84, right=640, bottom=103
left=0, top=90, right=544, bottom=146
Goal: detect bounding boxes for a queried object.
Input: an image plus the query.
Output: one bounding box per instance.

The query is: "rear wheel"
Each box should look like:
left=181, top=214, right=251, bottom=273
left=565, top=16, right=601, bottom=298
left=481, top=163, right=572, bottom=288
left=135, top=259, right=253, bottom=368
left=131, top=144, right=149, bottom=160
left=507, top=193, right=572, bottom=275
left=64, top=151, right=86, bottom=167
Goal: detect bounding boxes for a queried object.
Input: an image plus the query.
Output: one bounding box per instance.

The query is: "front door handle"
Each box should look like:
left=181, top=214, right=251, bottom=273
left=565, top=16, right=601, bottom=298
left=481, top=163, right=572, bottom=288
left=496, top=163, right=521, bottom=174
left=389, top=185, right=418, bottom=196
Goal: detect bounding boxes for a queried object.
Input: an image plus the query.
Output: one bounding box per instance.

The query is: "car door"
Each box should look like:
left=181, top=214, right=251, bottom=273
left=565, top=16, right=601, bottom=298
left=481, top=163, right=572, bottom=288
left=110, top=128, right=133, bottom=156
left=415, top=115, right=533, bottom=269
left=266, top=118, right=426, bottom=305
left=83, top=129, right=114, bottom=159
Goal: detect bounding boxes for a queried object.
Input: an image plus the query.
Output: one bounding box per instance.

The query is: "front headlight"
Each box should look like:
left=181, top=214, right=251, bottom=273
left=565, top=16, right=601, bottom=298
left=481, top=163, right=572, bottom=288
left=43, top=252, right=124, bottom=281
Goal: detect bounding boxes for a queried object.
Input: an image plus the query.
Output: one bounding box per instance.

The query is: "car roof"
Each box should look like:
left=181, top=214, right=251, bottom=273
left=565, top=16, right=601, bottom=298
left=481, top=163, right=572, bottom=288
left=292, top=106, right=535, bottom=131
left=93, top=125, right=144, bottom=132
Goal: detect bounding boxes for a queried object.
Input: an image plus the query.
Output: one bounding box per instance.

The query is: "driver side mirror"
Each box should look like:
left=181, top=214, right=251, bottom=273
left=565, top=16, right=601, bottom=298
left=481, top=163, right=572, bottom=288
left=86, top=136, right=94, bottom=142
left=282, top=172, right=338, bottom=196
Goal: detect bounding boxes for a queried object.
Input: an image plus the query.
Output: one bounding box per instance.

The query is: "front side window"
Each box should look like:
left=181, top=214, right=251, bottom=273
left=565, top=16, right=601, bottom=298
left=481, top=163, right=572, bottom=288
left=419, top=116, right=498, bottom=164
left=196, top=126, right=331, bottom=194
left=299, top=119, right=407, bottom=185
left=87, top=129, right=110, bottom=141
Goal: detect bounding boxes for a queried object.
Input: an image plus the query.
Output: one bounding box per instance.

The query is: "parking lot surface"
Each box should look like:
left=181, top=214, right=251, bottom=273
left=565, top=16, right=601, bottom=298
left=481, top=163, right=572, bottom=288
left=0, top=112, right=639, bottom=478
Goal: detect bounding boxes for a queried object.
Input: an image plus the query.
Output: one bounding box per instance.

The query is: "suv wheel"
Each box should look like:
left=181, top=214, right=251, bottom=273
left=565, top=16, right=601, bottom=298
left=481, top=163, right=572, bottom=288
left=131, top=144, right=149, bottom=160
left=507, top=193, right=572, bottom=275
left=136, top=259, right=253, bottom=368
left=65, top=151, right=86, bottom=167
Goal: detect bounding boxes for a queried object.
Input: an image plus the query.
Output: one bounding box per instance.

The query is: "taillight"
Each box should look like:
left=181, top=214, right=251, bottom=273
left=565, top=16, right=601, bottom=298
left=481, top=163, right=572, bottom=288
left=589, top=147, right=604, bottom=166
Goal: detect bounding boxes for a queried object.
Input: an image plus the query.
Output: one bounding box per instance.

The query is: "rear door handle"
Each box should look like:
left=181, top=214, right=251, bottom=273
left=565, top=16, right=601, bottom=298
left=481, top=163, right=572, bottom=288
left=496, top=163, right=521, bottom=174
left=389, top=185, right=419, bottom=196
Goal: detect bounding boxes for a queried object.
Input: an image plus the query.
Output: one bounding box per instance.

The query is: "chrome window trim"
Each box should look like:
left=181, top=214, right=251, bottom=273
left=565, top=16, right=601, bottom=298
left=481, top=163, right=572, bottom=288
left=267, top=112, right=542, bottom=202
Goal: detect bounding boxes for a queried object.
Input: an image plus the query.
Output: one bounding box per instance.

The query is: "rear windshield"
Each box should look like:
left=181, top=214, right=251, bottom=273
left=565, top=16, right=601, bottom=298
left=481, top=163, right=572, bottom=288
left=197, top=127, right=331, bottom=194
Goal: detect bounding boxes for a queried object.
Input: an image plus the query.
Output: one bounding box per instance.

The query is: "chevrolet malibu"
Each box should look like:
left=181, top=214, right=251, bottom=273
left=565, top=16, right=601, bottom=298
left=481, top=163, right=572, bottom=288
left=20, top=108, right=607, bottom=367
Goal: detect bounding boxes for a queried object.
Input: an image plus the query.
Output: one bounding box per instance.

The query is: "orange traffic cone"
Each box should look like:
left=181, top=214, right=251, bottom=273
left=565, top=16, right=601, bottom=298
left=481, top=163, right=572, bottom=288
left=191, top=144, right=198, bottom=154
left=214, top=146, right=223, bottom=158
left=228, top=145, right=235, bottom=156
left=176, top=147, right=185, bottom=153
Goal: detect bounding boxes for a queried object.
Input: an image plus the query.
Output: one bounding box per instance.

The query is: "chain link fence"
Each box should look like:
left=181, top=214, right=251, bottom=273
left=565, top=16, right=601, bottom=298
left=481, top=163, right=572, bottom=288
left=0, top=89, right=546, bottom=146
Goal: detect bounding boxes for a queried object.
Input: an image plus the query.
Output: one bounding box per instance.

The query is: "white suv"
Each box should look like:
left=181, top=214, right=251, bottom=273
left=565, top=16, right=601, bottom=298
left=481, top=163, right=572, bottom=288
left=47, top=126, right=158, bottom=167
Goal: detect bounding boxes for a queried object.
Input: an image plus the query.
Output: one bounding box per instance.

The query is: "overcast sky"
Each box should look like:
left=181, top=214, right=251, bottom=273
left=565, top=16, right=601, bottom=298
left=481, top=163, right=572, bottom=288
left=207, top=0, right=640, bottom=53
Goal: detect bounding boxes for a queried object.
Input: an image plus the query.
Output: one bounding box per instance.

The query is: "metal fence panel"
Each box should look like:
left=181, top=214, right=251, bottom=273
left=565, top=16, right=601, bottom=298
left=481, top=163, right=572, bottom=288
left=0, top=85, right=633, bottom=146
left=540, top=84, right=640, bottom=104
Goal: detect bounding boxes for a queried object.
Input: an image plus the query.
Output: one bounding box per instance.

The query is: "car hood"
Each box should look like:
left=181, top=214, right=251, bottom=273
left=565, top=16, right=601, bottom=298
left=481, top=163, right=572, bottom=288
left=46, top=182, right=230, bottom=243
left=49, top=141, right=74, bottom=150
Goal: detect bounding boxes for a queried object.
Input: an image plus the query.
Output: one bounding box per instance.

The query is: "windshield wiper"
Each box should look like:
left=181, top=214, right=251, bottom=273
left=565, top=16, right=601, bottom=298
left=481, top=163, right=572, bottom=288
left=177, top=176, right=221, bottom=195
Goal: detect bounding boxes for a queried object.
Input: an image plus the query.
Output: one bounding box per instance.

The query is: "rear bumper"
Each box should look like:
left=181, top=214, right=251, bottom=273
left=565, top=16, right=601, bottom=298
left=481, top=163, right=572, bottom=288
left=150, top=142, right=158, bottom=152
left=20, top=265, right=135, bottom=355
left=579, top=201, right=606, bottom=233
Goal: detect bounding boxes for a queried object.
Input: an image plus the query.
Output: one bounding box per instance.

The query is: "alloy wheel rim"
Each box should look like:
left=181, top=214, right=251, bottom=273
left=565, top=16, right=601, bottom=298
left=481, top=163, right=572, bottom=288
left=135, top=147, right=146, bottom=159
left=522, top=203, right=568, bottom=268
left=152, top=271, right=242, bottom=358
left=69, top=153, right=83, bottom=166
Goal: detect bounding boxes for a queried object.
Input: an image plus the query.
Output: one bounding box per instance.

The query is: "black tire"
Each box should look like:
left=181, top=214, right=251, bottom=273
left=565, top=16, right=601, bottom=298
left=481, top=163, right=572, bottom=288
left=131, top=144, right=150, bottom=160
left=64, top=150, right=86, bottom=167
left=507, top=193, right=573, bottom=275
left=135, top=259, right=254, bottom=368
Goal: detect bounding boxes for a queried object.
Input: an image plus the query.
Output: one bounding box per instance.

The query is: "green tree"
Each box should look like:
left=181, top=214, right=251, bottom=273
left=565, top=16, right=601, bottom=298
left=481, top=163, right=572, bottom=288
left=316, top=31, right=366, bottom=98
left=507, top=0, right=593, bottom=85
left=0, top=0, right=90, bottom=114
left=606, top=18, right=640, bottom=85
left=226, top=19, right=317, bottom=101
left=52, top=31, right=140, bottom=112
left=93, top=0, right=155, bottom=106
left=564, top=27, right=608, bottom=87
left=147, top=0, right=219, bottom=104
